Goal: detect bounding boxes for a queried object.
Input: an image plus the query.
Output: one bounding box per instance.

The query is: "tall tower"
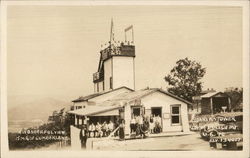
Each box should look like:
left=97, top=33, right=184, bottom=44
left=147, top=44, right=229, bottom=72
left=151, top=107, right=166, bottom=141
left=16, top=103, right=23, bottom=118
left=93, top=20, right=135, bottom=93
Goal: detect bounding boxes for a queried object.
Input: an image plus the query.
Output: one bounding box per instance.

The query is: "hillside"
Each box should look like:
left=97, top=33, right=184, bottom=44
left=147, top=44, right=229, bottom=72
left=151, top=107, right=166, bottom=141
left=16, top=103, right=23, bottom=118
left=8, top=96, right=72, bottom=129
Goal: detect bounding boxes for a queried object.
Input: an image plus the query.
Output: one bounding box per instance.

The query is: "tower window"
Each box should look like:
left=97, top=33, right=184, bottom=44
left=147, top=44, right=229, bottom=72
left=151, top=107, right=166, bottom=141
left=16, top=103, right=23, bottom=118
left=103, top=81, right=105, bottom=91
left=110, top=77, right=113, bottom=89
left=97, top=83, right=99, bottom=92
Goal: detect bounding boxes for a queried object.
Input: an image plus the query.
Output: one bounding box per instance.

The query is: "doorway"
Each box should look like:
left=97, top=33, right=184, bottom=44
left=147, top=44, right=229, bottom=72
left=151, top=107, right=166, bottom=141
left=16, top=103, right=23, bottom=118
left=151, top=107, right=162, bottom=117
left=132, top=107, right=141, bottom=116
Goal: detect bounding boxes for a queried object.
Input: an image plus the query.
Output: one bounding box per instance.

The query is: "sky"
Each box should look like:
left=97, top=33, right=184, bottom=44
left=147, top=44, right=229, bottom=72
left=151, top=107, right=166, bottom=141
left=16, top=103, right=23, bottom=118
left=7, top=5, right=243, bottom=102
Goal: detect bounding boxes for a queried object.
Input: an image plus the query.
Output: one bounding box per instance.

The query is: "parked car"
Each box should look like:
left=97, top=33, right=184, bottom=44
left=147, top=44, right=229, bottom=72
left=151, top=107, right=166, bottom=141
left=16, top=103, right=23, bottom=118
left=199, top=112, right=242, bottom=141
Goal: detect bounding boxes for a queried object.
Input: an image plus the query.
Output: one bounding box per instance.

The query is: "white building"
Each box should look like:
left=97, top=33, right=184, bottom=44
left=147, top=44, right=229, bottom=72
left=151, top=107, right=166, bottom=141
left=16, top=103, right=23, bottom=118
left=68, top=21, right=191, bottom=138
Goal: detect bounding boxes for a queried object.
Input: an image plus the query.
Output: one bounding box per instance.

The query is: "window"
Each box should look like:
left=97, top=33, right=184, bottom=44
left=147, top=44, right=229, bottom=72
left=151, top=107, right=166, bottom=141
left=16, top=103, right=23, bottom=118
left=171, top=105, right=181, bottom=125
left=132, top=107, right=141, bottom=117
left=77, top=106, right=82, bottom=109
left=97, top=83, right=99, bottom=92
left=103, top=81, right=105, bottom=91
left=110, top=77, right=113, bottom=89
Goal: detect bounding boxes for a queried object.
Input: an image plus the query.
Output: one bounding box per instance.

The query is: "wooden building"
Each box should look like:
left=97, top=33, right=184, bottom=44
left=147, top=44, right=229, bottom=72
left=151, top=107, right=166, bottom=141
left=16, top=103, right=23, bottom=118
left=68, top=21, right=191, bottom=142
left=200, top=92, right=231, bottom=114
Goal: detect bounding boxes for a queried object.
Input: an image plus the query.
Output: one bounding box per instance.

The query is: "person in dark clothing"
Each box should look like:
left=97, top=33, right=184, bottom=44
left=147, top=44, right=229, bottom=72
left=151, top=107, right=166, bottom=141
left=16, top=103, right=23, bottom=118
left=142, top=117, right=150, bottom=138
left=119, top=119, right=125, bottom=140
left=114, top=119, right=120, bottom=137
left=79, top=126, right=88, bottom=148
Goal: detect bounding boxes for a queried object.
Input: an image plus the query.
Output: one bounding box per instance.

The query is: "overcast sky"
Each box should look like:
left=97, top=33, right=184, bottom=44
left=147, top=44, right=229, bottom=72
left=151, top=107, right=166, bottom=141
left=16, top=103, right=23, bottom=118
left=7, top=5, right=242, bottom=101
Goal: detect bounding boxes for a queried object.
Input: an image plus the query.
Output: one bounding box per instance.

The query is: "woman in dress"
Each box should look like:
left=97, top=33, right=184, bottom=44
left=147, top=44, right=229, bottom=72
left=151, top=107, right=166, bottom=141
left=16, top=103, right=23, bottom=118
left=149, top=114, right=154, bottom=134
left=119, top=119, right=125, bottom=140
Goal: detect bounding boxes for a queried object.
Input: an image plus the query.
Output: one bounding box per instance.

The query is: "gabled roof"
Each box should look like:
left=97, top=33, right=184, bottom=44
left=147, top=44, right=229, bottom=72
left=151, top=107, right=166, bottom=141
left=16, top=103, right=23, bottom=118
left=106, top=88, right=192, bottom=105
left=201, top=92, right=229, bottom=98
left=156, top=89, right=193, bottom=105
left=72, top=86, right=134, bottom=102
left=70, top=87, right=193, bottom=116
left=73, top=86, right=191, bottom=104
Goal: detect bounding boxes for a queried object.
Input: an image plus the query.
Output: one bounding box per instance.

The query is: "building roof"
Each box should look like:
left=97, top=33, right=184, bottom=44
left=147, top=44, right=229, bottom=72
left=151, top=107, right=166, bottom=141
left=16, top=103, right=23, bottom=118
left=72, top=86, right=133, bottom=102
left=108, top=88, right=156, bottom=102
left=157, top=89, right=193, bottom=105
left=200, top=89, right=216, bottom=95
left=201, top=92, right=229, bottom=98
left=70, top=87, right=192, bottom=116
left=73, top=87, right=192, bottom=104
left=68, top=105, right=120, bottom=116
left=97, top=87, right=192, bottom=105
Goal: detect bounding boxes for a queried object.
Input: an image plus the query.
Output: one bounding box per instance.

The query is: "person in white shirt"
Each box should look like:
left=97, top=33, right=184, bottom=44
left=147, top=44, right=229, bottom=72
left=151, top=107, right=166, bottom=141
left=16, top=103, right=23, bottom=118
left=88, top=123, right=95, bottom=137
left=149, top=114, right=154, bottom=134
left=130, top=115, right=136, bottom=133
left=107, top=120, right=114, bottom=136
left=102, top=121, right=108, bottom=137
left=96, top=122, right=103, bottom=137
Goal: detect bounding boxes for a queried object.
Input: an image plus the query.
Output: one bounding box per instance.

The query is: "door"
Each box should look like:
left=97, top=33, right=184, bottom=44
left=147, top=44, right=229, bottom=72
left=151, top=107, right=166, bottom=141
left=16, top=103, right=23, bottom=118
left=151, top=107, right=163, bottom=132
left=151, top=107, right=162, bottom=117
left=132, top=107, right=141, bottom=116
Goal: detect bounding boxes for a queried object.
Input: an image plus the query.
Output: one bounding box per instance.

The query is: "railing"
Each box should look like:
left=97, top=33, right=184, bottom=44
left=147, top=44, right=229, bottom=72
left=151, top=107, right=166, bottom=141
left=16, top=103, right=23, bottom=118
left=93, top=71, right=104, bottom=82
left=101, top=45, right=135, bottom=61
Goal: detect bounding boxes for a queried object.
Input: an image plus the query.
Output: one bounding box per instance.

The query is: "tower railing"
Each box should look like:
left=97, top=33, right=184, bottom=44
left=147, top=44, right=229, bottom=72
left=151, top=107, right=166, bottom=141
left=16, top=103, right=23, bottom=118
left=101, top=44, right=135, bottom=61
left=93, top=71, right=104, bottom=82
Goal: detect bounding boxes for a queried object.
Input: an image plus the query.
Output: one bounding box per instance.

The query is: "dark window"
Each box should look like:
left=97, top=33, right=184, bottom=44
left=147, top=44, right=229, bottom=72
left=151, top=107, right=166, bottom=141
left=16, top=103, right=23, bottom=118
left=151, top=107, right=162, bottom=117
left=171, top=105, right=181, bottom=125
left=110, top=77, right=113, bottom=89
left=132, top=107, right=141, bottom=116
left=97, top=83, right=99, bottom=92
left=172, top=107, right=179, bottom=114
left=103, top=81, right=105, bottom=91
left=172, top=116, right=180, bottom=124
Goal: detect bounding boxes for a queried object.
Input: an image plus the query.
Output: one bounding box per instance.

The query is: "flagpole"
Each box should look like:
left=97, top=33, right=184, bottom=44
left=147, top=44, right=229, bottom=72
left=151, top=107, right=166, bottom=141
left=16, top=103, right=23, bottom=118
left=110, top=18, right=113, bottom=46
left=132, top=25, right=134, bottom=43
left=125, top=32, right=127, bottom=42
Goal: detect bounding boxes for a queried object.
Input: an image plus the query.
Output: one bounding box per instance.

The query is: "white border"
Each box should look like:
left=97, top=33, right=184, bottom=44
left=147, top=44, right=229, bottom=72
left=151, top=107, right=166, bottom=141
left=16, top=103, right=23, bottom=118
left=1, top=1, right=249, bottom=158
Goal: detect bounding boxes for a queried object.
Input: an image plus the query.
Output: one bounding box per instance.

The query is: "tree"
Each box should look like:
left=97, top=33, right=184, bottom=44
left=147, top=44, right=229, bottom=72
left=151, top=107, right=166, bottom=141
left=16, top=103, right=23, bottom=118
left=164, top=57, right=206, bottom=102
left=224, top=87, right=243, bottom=111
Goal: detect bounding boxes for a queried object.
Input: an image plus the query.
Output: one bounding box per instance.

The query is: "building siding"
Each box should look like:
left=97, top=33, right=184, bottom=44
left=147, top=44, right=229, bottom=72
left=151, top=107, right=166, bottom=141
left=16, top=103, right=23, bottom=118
left=112, top=56, right=135, bottom=90
left=104, top=58, right=112, bottom=91
left=141, top=91, right=190, bottom=132
left=201, top=98, right=212, bottom=114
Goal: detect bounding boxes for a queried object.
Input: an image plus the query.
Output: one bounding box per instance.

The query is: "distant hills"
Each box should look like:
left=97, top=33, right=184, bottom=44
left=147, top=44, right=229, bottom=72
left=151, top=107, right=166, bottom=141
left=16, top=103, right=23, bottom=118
left=8, top=95, right=72, bottom=132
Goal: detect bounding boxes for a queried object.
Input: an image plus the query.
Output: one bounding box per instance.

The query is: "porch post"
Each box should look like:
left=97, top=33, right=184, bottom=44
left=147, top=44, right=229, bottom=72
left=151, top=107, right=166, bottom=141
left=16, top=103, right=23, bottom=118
left=124, top=103, right=131, bottom=137
left=210, top=97, right=213, bottom=114
left=228, top=97, right=231, bottom=112
left=77, top=116, right=79, bottom=127
left=74, top=114, right=77, bottom=126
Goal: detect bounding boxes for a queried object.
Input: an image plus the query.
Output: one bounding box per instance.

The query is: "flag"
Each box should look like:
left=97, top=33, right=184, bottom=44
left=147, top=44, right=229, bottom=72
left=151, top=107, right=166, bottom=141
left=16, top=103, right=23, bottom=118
left=125, top=25, right=133, bottom=32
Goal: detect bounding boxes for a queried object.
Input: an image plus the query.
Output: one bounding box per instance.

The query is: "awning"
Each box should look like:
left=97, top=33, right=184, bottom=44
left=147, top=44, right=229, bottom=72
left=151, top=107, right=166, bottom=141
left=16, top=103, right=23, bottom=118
left=68, top=105, right=120, bottom=116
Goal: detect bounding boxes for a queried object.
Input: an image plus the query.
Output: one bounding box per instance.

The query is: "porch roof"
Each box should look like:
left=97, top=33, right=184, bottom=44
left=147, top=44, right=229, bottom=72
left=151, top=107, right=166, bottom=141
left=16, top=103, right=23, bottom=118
left=68, top=105, right=121, bottom=116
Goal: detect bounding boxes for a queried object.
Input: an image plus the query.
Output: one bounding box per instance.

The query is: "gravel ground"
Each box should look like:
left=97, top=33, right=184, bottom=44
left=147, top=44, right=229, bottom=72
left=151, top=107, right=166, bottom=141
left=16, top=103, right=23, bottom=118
left=98, top=132, right=212, bottom=151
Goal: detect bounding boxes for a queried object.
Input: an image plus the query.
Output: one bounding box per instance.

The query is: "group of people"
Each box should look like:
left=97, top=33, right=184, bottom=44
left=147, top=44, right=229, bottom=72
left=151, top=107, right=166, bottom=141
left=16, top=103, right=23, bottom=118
left=149, top=114, right=162, bottom=134
left=88, top=121, right=114, bottom=138
left=79, top=121, right=115, bottom=148
left=129, top=115, right=150, bottom=138
left=79, top=115, right=163, bottom=148
left=130, top=114, right=162, bottom=137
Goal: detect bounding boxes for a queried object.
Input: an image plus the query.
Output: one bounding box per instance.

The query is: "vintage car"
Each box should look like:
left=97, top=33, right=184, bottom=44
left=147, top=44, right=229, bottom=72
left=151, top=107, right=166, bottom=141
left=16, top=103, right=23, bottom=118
left=199, top=112, right=243, bottom=141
